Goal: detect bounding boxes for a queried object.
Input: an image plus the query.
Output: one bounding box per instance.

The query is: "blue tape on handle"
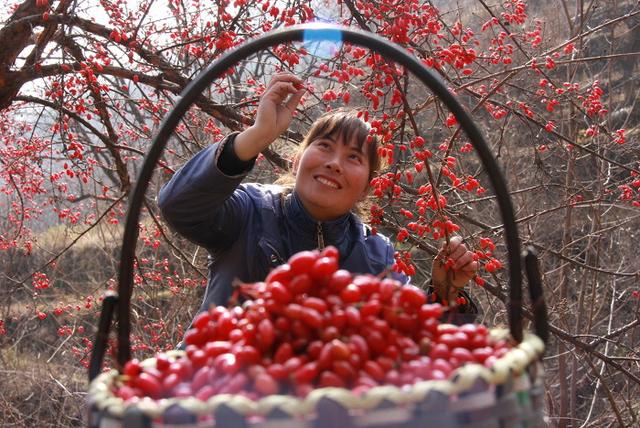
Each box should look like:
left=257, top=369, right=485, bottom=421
left=302, top=24, right=344, bottom=59
left=302, top=24, right=343, bottom=44
left=302, top=21, right=342, bottom=43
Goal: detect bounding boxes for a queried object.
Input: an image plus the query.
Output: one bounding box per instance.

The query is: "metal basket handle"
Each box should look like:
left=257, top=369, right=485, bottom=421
left=88, top=23, right=548, bottom=380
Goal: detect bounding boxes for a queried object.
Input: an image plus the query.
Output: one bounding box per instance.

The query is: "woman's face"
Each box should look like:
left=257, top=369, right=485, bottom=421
left=294, top=133, right=371, bottom=221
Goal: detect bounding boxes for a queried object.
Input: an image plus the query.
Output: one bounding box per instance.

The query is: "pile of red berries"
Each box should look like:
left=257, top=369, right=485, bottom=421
left=115, top=247, right=512, bottom=402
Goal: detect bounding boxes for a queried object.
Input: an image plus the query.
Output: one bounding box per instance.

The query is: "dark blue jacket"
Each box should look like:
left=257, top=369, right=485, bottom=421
left=157, top=135, right=406, bottom=316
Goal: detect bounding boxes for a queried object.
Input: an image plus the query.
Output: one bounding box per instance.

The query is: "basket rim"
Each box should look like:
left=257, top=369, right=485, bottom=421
left=89, top=330, right=545, bottom=419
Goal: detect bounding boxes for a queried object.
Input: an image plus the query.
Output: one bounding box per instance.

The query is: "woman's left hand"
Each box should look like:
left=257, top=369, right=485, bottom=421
left=431, top=236, right=479, bottom=304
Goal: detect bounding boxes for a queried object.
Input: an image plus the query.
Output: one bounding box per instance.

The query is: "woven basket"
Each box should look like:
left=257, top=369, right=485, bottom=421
left=86, top=23, right=549, bottom=428
left=88, top=332, right=545, bottom=427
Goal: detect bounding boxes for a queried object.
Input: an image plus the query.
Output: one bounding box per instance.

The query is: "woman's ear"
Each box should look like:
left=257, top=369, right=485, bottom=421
left=358, top=183, right=371, bottom=202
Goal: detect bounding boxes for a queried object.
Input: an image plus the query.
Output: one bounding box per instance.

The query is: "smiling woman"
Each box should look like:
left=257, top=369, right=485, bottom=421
left=157, top=73, right=479, bottom=343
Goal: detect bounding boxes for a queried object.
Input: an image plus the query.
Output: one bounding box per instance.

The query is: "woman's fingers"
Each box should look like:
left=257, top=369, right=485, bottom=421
left=454, top=253, right=478, bottom=271
left=437, top=236, right=464, bottom=260
left=285, top=87, right=305, bottom=113
left=266, top=73, right=303, bottom=90
left=438, top=236, right=479, bottom=274
left=263, top=80, right=305, bottom=115
left=265, top=81, right=298, bottom=100
left=449, top=243, right=467, bottom=261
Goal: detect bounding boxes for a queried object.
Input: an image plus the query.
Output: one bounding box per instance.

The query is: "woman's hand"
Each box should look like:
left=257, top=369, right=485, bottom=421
left=234, top=73, right=305, bottom=161
left=431, top=236, right=479, bottom=304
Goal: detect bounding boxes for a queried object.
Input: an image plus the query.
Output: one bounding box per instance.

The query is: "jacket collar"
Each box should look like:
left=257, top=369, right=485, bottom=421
left=284, top=190, right=353, bottom=252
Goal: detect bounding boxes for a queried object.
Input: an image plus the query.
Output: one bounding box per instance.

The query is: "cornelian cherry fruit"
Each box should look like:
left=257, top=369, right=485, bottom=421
left=115, top=246, right=511, bottom=403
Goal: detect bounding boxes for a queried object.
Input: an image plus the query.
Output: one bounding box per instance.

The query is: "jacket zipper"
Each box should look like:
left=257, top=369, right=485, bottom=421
left=316, top=222, right=325, bottom=250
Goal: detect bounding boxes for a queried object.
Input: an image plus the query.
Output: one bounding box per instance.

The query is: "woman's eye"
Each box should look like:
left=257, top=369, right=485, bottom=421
left=349, top=154, right=363, bottom=163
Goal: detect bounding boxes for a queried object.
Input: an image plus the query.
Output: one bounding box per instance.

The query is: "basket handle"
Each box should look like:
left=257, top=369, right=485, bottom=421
left=88, top=23, right=548, bottom=375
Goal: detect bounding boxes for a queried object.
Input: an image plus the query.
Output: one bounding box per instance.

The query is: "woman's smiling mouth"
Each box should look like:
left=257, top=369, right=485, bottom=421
left=315, top=175, right=341, bottom=189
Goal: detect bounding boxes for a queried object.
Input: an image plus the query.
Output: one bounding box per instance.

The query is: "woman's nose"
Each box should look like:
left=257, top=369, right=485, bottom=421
left=325, top=156, right=342, bottom=173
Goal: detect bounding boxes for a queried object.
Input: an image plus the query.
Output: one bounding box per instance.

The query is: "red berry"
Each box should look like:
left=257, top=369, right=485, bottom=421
left=363, top=361, right=386, bottom=381
left=195, top=385, right=216, bottom=401
left=183, top=328, right=206, bottom=347
left=162, top=373, right=181, bottom=393
left=332, top=360, right=357, bottom=381
left=359, top=299, right=382, bottom=317
left=330, top=339, right=351, bottom=360
left=191, top=366, right=214, bottom=392
left=254, top=372, right=279, bottom=396
left=307, top=340, right=324, bottom=360
left=345, top=306, right=362, bottom=327
left=429, top=342, right=450, bottom=360
left=168, top=360, right=193, bottom=380
left=320, top=245, right=339, bottom=259
left=155, top=354, right=171, bottom=372
left=257, top=318, right=275, bottom=350
left=302, top=296, right=328, bottom=313
left=330, top=309, right=347, bottom=329
left=340, top=283, right=362, bottom=303
left=266, top=264, right=293, bottom=284
left=221, top=372, right=249, bottom=394
left=274, top=342, right=293, bottom=364
left=399, top=284, right=427, bottom=309
left=204, top=341, right=232, bottom=358
left=268, top=281, right=292, bottom=304
left=365, top=330, right=387, bottom=356
left=189, top=349, right=208, bottom=369
left=376, top=356, right=394, bottom=372
left=418, top=303, right=444, bottom=321
left=236, top=345, right=261, bottom=366
left=292, top=362, right=319, bottom=384
left=349, top=335, right=370, bottom=360
left=320, top=325, right=340, bottom=342
left=431, top=358, right=453, bottom=377
left=353, top=274, right=380, bottom=296
left=192, top=311, right=212, bottom=330
left=283, top=356, right=304, bottom=373
left=214, top=353, right=241, bottom=375
left=266, top=363, right=288, bottom=380
left=288, top=273, right=313, bottom=295
left=123, top=359, right=142, bottom=377
left=135, top=373, right=162, bottom=399
left=288, top=251, right=318, bottom=275
left=284, top=303, right=304, bottom=320
left=310, top=256, right=338, bottom=282
left=451, top=347, right=474, bottom=364
left=379, top=278, right=398, bottom=302
left=472, top=347, right=494, bottom=363
left=116, top=385, right=140, bottom=401
left=299, top=307, right=323, bottom=329
left=319, top=371, right=345, bottom=388
left=317, top=342, right=334, bottom=371
left=328, top=269, right=352, bottom=292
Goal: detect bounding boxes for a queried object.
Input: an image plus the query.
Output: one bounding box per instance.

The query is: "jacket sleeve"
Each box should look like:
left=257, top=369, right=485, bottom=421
left=157, top=133, right=254, bottom=251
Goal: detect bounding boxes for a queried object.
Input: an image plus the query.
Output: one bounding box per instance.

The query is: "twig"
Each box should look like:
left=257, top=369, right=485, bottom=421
left=47, top=323, right=75, bottom=364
